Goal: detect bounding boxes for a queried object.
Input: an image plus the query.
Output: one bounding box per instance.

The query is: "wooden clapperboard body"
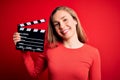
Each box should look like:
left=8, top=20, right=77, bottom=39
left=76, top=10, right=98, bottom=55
left=16, top=19, right=46, bottom=52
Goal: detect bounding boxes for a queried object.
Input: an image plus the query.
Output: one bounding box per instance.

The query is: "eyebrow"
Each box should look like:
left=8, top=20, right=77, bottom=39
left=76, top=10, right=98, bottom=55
left=53, top=16, right=66, bottom=23
left=61, top=16, right=66, bottom=19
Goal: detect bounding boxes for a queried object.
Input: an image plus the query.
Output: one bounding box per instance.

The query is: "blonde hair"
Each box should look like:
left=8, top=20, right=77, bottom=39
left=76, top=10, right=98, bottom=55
left=48, top=6, right=87, bottom=48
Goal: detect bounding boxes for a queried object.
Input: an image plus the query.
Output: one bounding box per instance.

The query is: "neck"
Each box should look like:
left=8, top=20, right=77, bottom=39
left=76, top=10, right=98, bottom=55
left=63, top=35, right=84, bottom=49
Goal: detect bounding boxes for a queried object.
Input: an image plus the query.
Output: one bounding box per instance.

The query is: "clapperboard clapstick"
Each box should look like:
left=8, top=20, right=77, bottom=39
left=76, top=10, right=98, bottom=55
left=16, top=19, right=46, bottom=52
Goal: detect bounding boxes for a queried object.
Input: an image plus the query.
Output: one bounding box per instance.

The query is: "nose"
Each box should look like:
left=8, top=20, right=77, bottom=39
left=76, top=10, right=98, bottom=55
left=59, top=21, right=65, bottom=29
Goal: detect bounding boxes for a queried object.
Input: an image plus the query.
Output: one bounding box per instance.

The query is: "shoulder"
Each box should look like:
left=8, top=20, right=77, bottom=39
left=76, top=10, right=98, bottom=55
left=83, top=44, right=99, bottom=52
left=46, top=44, right=62, bottom=53
left=83, top=44, right=100, bottom=57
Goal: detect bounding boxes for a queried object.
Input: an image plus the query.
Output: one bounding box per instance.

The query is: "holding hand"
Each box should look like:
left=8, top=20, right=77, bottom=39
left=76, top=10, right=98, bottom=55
left=13, top=32, right=21, bottom=45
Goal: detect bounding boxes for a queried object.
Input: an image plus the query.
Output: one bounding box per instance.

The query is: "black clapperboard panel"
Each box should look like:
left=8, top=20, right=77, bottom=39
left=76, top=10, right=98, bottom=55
left=16, top=19, right=46, bottom=52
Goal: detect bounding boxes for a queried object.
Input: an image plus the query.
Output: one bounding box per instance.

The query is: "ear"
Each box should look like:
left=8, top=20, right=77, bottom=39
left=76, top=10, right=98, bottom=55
left=73, top=19, right=77, bottom=25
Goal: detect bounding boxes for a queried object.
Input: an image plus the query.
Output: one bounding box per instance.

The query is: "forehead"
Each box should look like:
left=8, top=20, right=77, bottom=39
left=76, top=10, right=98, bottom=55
left=52, top=10, right=72, bottom=21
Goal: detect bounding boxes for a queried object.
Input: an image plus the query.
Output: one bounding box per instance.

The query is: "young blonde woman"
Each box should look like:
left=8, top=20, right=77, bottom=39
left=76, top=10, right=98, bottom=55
left=13, top=6, right=101, bottom=80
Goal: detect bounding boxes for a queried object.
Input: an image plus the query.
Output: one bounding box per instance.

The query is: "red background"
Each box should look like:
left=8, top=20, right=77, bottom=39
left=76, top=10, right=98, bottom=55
left=0, top=0, right=120, bottom=80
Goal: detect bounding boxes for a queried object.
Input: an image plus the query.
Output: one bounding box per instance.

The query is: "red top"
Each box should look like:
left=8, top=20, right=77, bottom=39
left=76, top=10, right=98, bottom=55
left=23, top=43, right=101, bottom=80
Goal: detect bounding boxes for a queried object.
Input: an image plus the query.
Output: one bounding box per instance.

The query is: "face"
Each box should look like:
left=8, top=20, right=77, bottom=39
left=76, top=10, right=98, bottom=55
left=52, top=10, right=77, bottom=40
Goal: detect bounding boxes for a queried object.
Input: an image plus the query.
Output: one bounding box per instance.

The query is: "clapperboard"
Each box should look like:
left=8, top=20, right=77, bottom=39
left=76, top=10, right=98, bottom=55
left=16, top=19, right=46, bottom=52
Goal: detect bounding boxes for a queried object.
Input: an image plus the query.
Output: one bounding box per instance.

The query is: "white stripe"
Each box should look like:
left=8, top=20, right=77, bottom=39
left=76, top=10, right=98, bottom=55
left=40, top=30, right=45, bottom=33
left=21, top=36, right=43, bottom=41
left=17, top=46, right=24, bottom=49
left=21, top=40, right=43, bottom=44
left=26, top=22, right=31, bottom=25
left=20, top=27, right=24, bottom=31
left=26, top=47, right=32, bottom=49
left=33, top=29, right=38, bottom=32
left=36, top=48, right=42, bottom=51
left=33, top=20, right=38, bottom=24
left=40, top=19, right=45, bottom=23
left=18, top=43, right=43, bottom=48
left=20, top=24, right=25, bottom=27
left=26, top=28, right=31, bottom=31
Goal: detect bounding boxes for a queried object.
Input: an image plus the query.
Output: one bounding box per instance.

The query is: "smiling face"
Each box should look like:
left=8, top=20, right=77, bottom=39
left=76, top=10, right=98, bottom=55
left=52, top=10, right=77, bottom=40
left=48, top=6, right=87, bottom=47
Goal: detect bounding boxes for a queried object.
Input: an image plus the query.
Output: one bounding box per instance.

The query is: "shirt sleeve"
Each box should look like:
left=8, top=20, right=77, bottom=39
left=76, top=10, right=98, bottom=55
left=22, top=51, right=47, bottom=79
left=89, top=49, right=101, bottom=80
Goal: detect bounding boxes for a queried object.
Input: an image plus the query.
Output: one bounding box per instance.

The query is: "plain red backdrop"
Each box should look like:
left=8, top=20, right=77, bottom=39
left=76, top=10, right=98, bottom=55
left=0, top=0, right=120, bottom=80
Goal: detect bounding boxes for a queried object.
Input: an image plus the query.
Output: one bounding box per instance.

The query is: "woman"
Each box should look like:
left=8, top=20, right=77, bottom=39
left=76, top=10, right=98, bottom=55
left=13, top=6, right=101, bottom=80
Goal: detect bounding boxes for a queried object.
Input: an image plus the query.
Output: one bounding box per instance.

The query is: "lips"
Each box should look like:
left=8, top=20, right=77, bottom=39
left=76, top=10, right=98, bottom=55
left=61, top=29, right=69, bottom=35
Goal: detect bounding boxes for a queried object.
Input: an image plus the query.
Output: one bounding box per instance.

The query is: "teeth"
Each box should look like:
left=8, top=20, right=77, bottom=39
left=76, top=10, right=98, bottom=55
left=62, top=29, right=69, bottom=34
left=64, top=30, right=68, bottom=33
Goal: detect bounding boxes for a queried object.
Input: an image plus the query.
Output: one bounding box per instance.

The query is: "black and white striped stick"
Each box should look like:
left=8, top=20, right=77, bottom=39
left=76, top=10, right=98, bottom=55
left=18, top=19, right=45, bottom=27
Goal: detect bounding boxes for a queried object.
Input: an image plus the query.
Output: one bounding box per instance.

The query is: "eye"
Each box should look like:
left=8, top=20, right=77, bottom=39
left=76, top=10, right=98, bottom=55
left=54, top=23, right=59, bottom=27
left=63, top=18, right=67, bottom=22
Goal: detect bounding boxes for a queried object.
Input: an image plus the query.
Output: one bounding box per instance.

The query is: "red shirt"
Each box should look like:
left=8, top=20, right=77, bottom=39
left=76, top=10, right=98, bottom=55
left=23, top=43, right=101, bottom=80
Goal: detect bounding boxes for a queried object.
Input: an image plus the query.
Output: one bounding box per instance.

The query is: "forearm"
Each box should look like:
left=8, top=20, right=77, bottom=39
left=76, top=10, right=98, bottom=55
left=22, top=52, right=47, bottom=78
left=22, top=52, right=37, bottom=77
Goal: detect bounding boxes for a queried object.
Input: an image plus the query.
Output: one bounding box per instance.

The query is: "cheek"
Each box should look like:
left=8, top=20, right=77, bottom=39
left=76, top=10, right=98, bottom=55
left=69, top=22, right=77, bottom=30
left=70, top=24, right=77, bottom=34
left=68, top=19, right=76, bottom=27
left=55, top=28, right=61, bottom=35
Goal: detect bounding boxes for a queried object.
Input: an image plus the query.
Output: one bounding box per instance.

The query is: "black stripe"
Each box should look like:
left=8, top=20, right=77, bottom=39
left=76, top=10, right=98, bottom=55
left=37, top=20, right=41, bottom=23
left=24, top=23, right=28, bottom=26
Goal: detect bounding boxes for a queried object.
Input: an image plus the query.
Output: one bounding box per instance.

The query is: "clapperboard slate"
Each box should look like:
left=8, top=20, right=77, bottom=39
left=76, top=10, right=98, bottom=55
left=16, top=19, right=46, bottom=52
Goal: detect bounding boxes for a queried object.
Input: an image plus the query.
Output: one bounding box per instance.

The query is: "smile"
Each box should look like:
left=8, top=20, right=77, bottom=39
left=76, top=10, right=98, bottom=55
left=61, top=28, right=70, bottom=35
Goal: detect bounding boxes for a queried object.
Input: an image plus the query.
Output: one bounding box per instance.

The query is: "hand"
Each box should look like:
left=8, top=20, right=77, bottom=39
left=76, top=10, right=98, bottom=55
left=13, top=32, right=21, bottom=45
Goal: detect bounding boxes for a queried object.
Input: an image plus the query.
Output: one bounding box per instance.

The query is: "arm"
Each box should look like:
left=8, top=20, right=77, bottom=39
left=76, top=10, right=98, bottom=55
left=13, top=32, right=47, bottom=78
left=22, top=52, right=47, bottom=79
left=89, top=50, right=101, bottom=80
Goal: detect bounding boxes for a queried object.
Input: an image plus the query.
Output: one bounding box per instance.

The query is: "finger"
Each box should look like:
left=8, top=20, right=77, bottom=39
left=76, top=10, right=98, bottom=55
left=13, top=37, right=21, bottom=41
left=13, top=32, right=19, bottom=36
left=13, top=37, right=21, bottom=45
left=14, top=39, right=21, bottom=45
left=13, top=33, right=21, bottom=38
left=13, top=35, right=21, bottom=40
left=13, top=35, right=21, bottom=39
